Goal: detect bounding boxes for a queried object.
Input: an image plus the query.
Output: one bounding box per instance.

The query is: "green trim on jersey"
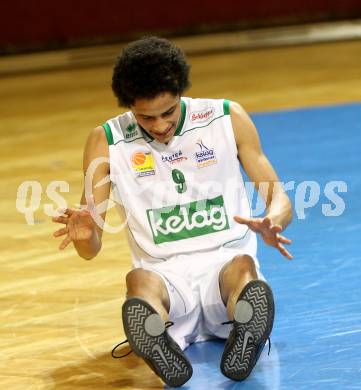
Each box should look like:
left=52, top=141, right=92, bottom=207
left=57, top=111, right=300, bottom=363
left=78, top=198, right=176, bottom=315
left=174, top=99, right=186, bottom=136
left=105, top=98, right=224, bottom=145
left=114, top=98, right=186, bottom=145
left=223, top=99, right=230, bottom=115
left=102, top=123, right=114, bottom=145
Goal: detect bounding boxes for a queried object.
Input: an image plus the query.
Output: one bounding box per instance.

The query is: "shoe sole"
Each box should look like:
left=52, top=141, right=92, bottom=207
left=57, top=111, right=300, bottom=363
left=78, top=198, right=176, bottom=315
left=122, top=297, right=192, bottom=387
left=221, top=280, right=275, bottom=381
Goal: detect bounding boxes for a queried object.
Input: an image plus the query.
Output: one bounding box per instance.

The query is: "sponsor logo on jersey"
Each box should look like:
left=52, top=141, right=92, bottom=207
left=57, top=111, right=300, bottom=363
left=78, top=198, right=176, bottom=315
left=190, top=107, right=215, bottom=123
left=147, top=195, right=229, bottom=244
left=131, top=151, right=155, bottom=177
left=161, top=150, right=188, bottom=164
left=125, top=123, right=137, bottom=139
left=194, top=140, right=217, bottom=168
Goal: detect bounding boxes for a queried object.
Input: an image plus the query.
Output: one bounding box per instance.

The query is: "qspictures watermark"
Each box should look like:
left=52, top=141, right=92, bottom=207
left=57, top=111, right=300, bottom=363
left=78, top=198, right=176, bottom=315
left=15, top=177, right=347, bottom=233
left=16, top=180, right=69, bottom=225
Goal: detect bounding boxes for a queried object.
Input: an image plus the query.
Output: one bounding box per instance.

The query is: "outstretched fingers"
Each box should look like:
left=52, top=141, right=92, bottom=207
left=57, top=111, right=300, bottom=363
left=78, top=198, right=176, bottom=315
left=270, top=224, right=282, bottom=234
left=233, top=215, right=252, bottom=225
left=53, top=227, right=68, bottom=237
left=273, top=224, right=293, bottom=258
left=262, top=217, right=272, bottom=229
left=270, top=225, right=291, bottom=244
left=277, top=242, right=293, bottom=260
left=52, top=216, right=68, bottom=224
left=277, top=234, right=292, bottom=245
left=234, top=216, right=262, bottom=232
left=234, top=215, right=293, bottom=259
left=62, top=208, right=74, bottom=217
left=59, top=236, right=72, bottom=250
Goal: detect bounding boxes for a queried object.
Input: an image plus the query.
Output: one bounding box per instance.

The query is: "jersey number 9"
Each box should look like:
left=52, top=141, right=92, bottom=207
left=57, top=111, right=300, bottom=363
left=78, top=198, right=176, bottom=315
left=172, top=169, right=187, bottom=194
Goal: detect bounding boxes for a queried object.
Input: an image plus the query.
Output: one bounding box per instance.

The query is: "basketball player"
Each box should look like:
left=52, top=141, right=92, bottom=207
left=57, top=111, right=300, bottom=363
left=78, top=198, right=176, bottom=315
left=53, top=37, right=292, bottom=387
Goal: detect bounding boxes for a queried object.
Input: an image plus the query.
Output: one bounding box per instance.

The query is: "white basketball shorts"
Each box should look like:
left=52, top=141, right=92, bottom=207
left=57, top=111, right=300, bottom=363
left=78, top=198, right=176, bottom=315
left=140, top=246, right=264, bottom=350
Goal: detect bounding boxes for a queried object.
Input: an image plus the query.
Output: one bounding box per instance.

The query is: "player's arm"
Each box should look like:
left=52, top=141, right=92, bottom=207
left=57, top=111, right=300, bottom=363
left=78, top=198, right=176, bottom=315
left=230, top=101, right=293, bottom=259
left=53, top=126, right=111, bottom=260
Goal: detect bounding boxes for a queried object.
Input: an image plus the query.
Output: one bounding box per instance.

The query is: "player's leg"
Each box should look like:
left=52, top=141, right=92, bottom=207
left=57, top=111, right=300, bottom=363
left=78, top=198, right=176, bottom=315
left=125, top=268, right=170, bottom=321
left=219, top=255, right=274, bottom=381
left=121, top=268, right=193, bottom=387
left=219, top=254, right=258, bottom=320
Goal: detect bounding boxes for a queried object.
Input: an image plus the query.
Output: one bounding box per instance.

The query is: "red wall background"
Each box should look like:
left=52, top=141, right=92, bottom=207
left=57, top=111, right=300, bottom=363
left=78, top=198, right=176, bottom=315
left=1, top=0, right=361, bottom=53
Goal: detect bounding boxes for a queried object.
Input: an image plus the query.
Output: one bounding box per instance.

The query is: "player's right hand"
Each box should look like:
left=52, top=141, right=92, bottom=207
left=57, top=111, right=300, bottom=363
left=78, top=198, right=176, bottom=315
left=52, top=196, right=97, bottom=250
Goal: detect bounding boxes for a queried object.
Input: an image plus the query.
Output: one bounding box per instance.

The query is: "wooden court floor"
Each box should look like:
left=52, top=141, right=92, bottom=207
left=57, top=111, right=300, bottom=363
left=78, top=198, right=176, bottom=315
left=0, top=40, right=360, bottom=389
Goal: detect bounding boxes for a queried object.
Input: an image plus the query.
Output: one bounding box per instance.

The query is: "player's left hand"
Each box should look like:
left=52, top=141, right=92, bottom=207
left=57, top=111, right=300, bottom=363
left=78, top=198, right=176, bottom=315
left=234, top=216, right=293, bottom=260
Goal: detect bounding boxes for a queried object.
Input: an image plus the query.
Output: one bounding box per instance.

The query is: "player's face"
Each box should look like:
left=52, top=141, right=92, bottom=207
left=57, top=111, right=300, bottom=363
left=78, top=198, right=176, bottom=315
left=131, top=93, right=181, bottom=143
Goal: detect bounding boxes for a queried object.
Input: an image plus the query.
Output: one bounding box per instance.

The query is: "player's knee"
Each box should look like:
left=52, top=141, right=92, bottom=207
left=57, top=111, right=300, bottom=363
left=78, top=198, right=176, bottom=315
left=125, top=268, right=164, bottom=295
left=126, top=268, right=149, bottom=290
left=230, top=254, right=257, bottom=277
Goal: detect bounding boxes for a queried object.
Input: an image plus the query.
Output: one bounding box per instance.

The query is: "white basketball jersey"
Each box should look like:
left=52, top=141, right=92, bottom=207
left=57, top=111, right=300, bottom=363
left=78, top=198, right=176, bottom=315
left=103, top=97, right=257, bottom=266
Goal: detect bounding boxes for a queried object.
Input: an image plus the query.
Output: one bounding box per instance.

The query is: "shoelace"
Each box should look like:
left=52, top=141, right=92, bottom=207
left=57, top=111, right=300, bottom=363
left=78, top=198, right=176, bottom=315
left=221, top=320, right=272, bottom=356
left=111, top=321, right=175, bottom=359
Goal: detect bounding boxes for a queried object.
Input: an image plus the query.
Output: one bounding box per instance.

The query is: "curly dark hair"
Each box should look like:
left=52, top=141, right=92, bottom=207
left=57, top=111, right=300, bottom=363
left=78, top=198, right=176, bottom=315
left=112, top=36, right=191, bottom=107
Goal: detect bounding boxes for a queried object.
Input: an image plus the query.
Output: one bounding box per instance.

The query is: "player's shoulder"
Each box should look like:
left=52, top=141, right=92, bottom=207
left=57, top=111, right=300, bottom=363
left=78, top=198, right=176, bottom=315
left=183, top=97, right=230, bottom=125
left=84, top=126, right=109, bottom=158
left=228, top=100, right=248, bottom=118
left=103, top=111, right=144, bottom=145
left=227, top=101, right=256, bottom=131
left=91, top=125, right=108, bottom=137
left=185, top=96, right=244, bottom=114
left=227, top=101, right=260, bottom=149
left=88, top=126, right=108, bottom=145
left=185, top=97, right=250, bottom=124
left=185, top=96, right=226, bottom=107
